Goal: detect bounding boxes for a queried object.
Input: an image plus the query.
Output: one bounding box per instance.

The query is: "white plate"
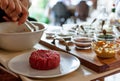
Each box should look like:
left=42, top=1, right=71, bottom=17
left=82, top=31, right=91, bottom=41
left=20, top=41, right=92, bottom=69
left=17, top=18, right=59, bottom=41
left=57, top=33, right=74, bottom=37
left=8, top=51, right=80, bottom=78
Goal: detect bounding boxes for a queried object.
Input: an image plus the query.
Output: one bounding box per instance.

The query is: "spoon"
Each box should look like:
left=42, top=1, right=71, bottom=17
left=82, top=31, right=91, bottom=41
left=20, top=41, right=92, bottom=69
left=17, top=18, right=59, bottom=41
left=25, top=22, right=34, bottom=32
left=51, top=37, right=56, bottom=45
left=25, top=20, right=39, bottom=32
left=80, top=25, right=86, bottom=34
left=102, top=29, right=107, bottom=41
left=51, top=37, right=71, bottom=51
left=58, top=38, right=71, bottom=51
left=90, top=18, right=96, bottom=25
left=101, top=20, right=105, bottom=30
left=116, top=26, right=120, bottom=32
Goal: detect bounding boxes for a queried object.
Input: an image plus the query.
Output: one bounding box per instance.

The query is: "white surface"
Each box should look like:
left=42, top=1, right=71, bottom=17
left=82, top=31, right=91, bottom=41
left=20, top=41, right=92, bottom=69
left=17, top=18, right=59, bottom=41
left=8, top=51, right=80, bottom=78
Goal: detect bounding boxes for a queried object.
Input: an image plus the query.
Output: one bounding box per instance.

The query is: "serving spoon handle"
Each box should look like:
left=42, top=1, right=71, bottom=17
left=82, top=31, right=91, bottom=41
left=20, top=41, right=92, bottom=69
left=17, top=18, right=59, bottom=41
left=25, top=22, right=34, bottom=32
left=25, top=20, right=39, bottom=32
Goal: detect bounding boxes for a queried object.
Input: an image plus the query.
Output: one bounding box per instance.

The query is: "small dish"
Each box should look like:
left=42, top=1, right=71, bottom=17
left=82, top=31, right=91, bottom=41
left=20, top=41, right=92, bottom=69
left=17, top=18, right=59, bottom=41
left=95, top=32, right=116, bottom=41
left=45, top=32, right=55, bottom=39
left=72, top=36, right=92, bottom=50
left=57, top=32, right=74, bottom=37
left=91, top=41, right=120, bottom=58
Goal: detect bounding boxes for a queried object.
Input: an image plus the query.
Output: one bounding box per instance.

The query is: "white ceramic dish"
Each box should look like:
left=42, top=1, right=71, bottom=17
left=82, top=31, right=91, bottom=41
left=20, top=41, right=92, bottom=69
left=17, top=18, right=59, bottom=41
left=8, top=51, right=80, bottom=78
left=113, top=26, right=119, bottom=38
left=72, top=36, right=92, bottom=49
left=0, top=22, right=46, bottom=51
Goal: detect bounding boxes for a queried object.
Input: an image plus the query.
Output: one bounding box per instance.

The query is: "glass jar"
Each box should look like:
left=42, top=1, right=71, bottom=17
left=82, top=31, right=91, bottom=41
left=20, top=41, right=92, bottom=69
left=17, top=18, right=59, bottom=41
left=116, top=1, right=120, bottom=23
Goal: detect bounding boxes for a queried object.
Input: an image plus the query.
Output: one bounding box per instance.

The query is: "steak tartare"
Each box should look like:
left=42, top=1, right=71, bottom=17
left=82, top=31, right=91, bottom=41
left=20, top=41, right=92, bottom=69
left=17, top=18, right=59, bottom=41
left=29, top=49, right=60, bottom=70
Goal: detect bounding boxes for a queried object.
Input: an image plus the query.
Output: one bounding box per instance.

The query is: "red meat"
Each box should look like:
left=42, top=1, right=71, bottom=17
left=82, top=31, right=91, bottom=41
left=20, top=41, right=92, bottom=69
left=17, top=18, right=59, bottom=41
left=29, top=49, right=60, bottom=70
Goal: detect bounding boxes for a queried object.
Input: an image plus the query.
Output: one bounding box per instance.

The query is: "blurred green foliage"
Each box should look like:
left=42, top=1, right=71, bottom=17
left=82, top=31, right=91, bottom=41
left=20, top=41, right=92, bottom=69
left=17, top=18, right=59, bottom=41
left=39, top=0, right=49, bottom=8
left=29, top=0, right=50, bottom=24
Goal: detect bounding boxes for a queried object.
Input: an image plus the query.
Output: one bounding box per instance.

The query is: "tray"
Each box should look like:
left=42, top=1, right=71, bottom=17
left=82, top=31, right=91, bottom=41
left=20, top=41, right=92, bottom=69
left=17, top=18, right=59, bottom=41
left=40, top=33, right=120, bottom=73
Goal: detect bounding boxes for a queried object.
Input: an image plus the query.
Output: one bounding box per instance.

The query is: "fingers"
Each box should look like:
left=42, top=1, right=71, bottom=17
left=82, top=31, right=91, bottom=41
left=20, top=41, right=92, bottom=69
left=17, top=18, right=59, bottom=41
left=0, top=0, right=8, bottom=10
left=18, top=8, right=28, bottom=25
left=9, top=0, right=22, bottom=21
left=0, top=0, right=28, bottom=24
left=17, top=2, right=29, bottom=25
left=5, top=0, right=15, bottom=14
left=2, top=16, right=11, bottom=21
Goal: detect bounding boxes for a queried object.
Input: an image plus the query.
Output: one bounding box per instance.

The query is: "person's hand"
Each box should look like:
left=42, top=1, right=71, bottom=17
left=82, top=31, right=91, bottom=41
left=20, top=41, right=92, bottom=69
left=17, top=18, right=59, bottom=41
left=0, top=0, right=29, bottom=24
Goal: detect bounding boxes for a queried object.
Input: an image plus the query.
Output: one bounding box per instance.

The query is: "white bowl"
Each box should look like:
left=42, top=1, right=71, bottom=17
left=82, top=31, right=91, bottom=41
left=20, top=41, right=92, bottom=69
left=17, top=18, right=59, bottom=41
left=0, top=22, right=46, bottom=51
left=72, top=36, right=92, bottom=49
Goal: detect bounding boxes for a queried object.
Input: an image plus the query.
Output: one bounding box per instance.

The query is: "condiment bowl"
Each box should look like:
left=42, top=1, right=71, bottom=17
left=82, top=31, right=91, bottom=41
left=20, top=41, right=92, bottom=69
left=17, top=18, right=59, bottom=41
left=91, top=41, right=119, bottom=58
left=72, top=36, right=92, bottom=49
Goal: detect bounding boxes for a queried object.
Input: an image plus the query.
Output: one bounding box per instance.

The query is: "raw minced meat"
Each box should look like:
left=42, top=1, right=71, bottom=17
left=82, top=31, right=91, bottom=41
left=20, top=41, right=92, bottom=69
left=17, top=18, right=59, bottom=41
left=29, top=49, right=60, bottom=70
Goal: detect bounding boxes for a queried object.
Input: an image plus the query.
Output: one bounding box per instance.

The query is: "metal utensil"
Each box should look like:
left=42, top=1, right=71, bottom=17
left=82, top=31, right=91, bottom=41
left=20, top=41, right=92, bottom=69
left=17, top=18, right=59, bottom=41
left=102, top=29, right=107, bottom=41
left=25, top=20, right=39, bottom=32
left=90, top=18, right=97, bottom=25
left=80, top=25, right=86, bottom=34
left=101, top=20, right=105, bottom=30
left=51, top=37, right=71, bottom=51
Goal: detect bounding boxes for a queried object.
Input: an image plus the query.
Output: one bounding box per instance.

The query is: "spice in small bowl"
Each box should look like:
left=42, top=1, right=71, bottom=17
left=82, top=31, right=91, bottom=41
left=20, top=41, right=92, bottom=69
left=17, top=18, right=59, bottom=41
left=92, top=41, right=119, bottom=58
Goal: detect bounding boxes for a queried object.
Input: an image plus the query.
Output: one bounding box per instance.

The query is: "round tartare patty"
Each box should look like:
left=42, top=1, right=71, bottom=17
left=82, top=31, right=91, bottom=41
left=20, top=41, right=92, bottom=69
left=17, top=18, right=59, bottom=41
left=29, top=49, right=60, bottom=70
